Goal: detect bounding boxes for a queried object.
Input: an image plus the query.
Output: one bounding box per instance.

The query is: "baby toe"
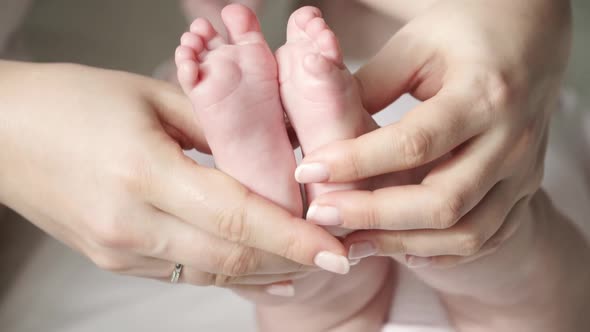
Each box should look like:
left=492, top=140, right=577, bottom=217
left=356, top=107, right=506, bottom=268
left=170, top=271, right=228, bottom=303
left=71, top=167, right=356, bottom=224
left=316, top=29, right=343, bottom=65
left=180, top=32, right=204, bottom=54
left=304, top=17, right=328, bottom=39
left=190, top=18, right=226, bottom=50
left=287, top=6, right=322, bottom=41
left=222, top=3, right=264, bottom=45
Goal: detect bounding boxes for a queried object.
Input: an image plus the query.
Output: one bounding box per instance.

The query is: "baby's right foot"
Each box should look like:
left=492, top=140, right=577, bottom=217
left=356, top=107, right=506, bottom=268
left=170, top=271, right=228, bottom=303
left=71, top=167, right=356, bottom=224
left=276, top=6, right=376, bottom=232
left=175, top=4, right=301, bottom=216
left=258, top=7, right=392, bottom=332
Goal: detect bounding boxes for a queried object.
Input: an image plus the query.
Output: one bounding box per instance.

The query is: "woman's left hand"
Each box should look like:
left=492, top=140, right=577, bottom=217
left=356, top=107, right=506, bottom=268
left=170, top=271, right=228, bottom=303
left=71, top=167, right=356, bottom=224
left=296, top=0, right=572, bottom=266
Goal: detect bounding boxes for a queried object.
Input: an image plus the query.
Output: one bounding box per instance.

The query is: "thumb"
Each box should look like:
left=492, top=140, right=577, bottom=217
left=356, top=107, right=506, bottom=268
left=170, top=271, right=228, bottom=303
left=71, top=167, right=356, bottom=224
left=354, top=31, right=433, bottom=114
left=145, top=78, right=211, bottom=153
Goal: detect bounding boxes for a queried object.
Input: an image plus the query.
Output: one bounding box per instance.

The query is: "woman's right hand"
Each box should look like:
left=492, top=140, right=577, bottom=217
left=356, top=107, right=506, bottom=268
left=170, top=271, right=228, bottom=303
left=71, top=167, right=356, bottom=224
left=0, top=61, right=349, bottom=290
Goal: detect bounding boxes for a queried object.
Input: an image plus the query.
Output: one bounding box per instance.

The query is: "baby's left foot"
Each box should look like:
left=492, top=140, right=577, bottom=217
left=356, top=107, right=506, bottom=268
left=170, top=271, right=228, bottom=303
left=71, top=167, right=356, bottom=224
left=175, top=4, right=301, bottom=214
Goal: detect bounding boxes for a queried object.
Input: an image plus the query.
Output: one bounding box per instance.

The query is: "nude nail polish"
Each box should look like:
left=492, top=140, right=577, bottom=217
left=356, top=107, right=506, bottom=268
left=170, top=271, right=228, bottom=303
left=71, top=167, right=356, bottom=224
left=265, top=283, right=295, bottom=297
left=349, top=259, right=361, bottom=266
left=306, top=205, right=341, bottom=225
left=294, top=163, right=329, bottom=183
left=313, top=251, right=350, bottom=275
left=348, top=241, right=377, bottom=260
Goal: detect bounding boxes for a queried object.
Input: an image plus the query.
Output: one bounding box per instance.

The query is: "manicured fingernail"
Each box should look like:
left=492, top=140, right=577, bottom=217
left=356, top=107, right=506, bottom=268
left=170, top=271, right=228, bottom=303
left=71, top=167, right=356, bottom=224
left=349, top=259, right=361, bottom=266
left=406, top=255, right=432, bottom=268
left=265, top=283, right=295, bottom=297
left=294, top=163, right=329, bottom=183
left=348, top=241, right=377, bottom=260
left=314, top=251, right=350, bottom=275
left=306, top=205, right=341, bottom=226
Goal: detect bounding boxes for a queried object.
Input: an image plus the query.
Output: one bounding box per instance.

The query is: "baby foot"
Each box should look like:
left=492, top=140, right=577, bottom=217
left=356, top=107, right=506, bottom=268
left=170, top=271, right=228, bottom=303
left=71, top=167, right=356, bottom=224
left=175, top=4, right=302, bottom=216
left=276, top=6, right=377, bottom=232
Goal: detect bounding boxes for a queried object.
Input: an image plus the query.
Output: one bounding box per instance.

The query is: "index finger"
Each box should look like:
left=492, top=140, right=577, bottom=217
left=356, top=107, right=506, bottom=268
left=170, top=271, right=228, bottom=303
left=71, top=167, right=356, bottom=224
left=296, top=84, right=493, bottom=183
left=149, top=154, right=350, bottom=275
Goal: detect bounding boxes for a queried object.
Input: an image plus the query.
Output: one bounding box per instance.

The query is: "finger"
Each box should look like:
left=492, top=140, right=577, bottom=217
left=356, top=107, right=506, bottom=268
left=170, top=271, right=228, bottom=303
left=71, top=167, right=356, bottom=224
left=343, top=180, right=516, bottom=259
left=354, top=28, right=434, bottom=113
left=83, top=247, right=173, bottom=279
left=144, top=77, right=211, bottom=153
left=149, top=156, right=350, bottom=274
left=297, top=85, right=492, bottom=183
left=162, top=264, right=310, bottom=287
left=134, top=211, right=317, bottom=276
left=222, top=272, right=310, bottom=286
left=87, top=246, right=309, bottom=287
left=308, top=133, right=503, bottom=231
left=422, top=194, right=529, bottom=268
left=232, top=282, right=297, bottom=300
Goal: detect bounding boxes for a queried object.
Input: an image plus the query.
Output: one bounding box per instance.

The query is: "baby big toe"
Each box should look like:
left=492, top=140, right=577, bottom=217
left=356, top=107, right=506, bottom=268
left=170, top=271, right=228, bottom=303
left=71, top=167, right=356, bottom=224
left=287, top=6, right=322, bottom=41
left=222, top=3, right=264, bottom=44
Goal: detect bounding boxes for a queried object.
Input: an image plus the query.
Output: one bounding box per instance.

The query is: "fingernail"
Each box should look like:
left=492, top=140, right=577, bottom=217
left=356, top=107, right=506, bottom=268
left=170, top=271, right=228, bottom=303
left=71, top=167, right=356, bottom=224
left=349, top=259, right=361, bottom=266
left=294, top=163, right=329, bottom=183
left=406, top=255, right=432, bottom=268
left=265, top=283, right=295, bottom=297
left=314, top=251, right=350, bottom=275
left=348, top=241, right=377, bottom=260
left=306, top=205, right=341, bottom=226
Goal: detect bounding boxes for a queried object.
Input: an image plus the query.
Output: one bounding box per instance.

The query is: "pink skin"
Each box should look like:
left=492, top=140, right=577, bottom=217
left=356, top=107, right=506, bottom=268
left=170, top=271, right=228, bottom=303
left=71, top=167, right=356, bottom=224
left=180, top=0, right=264, bottom=34
left=175, top=4, right=302, bottom=217
left=176, top=5, right=392, bottom=331
left=256, top=7, right=393, bottom=332
left=276, top=6, right=377, bottom=235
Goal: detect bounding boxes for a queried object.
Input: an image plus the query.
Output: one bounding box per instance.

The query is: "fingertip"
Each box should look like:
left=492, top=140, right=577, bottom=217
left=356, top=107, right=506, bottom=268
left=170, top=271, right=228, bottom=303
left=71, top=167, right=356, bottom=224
left=294, top=162, right=330, bottom=183
left=313, top=251, right=350, bottom=275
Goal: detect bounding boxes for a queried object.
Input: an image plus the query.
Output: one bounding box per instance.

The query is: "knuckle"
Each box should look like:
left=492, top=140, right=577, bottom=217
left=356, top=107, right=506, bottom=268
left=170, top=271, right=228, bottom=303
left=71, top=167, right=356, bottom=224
left=348, top=146, right=366, bottom=179
left=278, top=231, right=303, bottom=262
left=140, top=233, right=167, bottom=257
left=458, top=231, right=485, bottom=256
left=433, top=192, right=465, bottom=229
left=110, top=153, right=155, bottom=196
left=90, top=216, right=134, bottom=250
left=486, top=71, right=511, bottom=108
left=474, top=69, right=513, bottom=121
left=377, top=232, right=408, bottom=256
left=361, top=192, right=381, bottom=229
left=220, top=246, right=258, bottom=276
left=398, top=127, right=431, bottom=168
left=215, top=203, right=250, bottom=244
left=485, top=235, right=504, bottom=252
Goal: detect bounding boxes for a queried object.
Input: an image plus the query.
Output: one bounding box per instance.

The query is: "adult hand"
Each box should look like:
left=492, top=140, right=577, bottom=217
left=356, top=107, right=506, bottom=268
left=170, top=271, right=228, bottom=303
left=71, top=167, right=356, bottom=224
left=296, top=0, right=572, bottom=266
left=0, top=61, right=348, bottom=290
